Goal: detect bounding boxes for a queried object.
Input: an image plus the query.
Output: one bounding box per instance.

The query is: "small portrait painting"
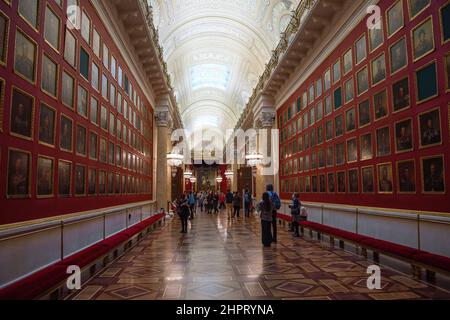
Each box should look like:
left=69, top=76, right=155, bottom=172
left=335, top=114, right=344, bottom=137
left=337, top=172, right=346, bottom=193
left=445, top=54, right=450, bottom=92
left=319, top=175, right=326, bottom=193
left=344, top=78, right=354, bottom=103
left=362, top=167, right=375, bottom=193
left=328, top=173, right=335, bottom=193
left=357, top=67, right=369, bottom=95
left=376, top=126, right=391, bottom=157
left=398, top=160, right=416, bottom=193
left=358, top=100, right=371, bottom=127
left=100, top=138, right=107, bottom=163
left=60, top=115, right=73, bottom=151
left=318, top=149, right=325, bottom=168
left=7, top=149, right=30, bottom=198
left=41, top=54, right=58, bottom=97
left=316, top=101, right=323, bottom=121
left=324, top=95, right=332, bottom=115
left=75, top=165, right=86, bottom=196
left=58, top=160, right=71, bottom=196
left=90, top=96, right=98, bottom=125
left=115, top=174, right=121, bottom=194
left=333, top=60, right=341, bottom=83
left=37, top=156, right=54, bottom=197
left=422, top=156, right=445, bottom=193
left=76, top=125, right=87, bottom=156
left=387, top=0, right=404, bottom=37
left=101, top=105, right=108, bottom=130
left=441, top=2, right=450, bottom=44
left=390, top=37, right=407, bottom=74
left=326, top=146, right=334, bottom=167
left=312, top=176, right=318, bottom=193
left=38, top=103, right=55, bottom=146
left=108, top=142, right=115, bottom=165
left=10, top=88, right=34, bottom=139
left=99, top=171, right=106, bottom=194
left=371, top=54, right=386, bottom=85
left=419, top=108, right=441, bottom=148
left=77, top=85, right=88, bottom=118
left=18, top=0, right=39, bottom=28
left=378, top=163, right=394, bottom=193
left=346, top=108, right=356, bottom=132
left=305, top=176, right=311, bottom=193
left=317, top=126, right=324, bottom=145
left=348, top=169, right=359, bottom=193
left=393, top=77, right=410, bottom=112
left=343, top=49, right=353, bottom=74
left=347, top=138, right=358, bottom=163
left=369, top=19, right=384, bottom=51
left=373, top=89, right=388, bottom=120
left=89, top=132, right=98, bottom=160
left=0, top=12, right=9, bottom=64
left=336, top=142, right=345, bottom=166
left=64, top=30, right=76, bottom=67
left=395, top=118, right=414, bottom=153
left=360, top=133, right=373, bottom=160
left=88, top=168, right=96, bottom=195
left=355, top=34, right=367, bottom=64
left=44, top=6, right=60, bottom=50
left=324, top=69, right=331, bottom=91
left=108, top=172, right=114, bottom=194
left=326, top=120, right=333, bottom=141
left=412, top=17, right=435, bottom=61
left=14, top=30, right=36, bottom=83
left=409, top=0, right=430, bottom=19
left=62, top=71, right=74, bottom=109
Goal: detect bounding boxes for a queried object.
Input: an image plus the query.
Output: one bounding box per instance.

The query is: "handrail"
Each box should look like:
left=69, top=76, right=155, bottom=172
left=0, top=200, right=157, bottom=240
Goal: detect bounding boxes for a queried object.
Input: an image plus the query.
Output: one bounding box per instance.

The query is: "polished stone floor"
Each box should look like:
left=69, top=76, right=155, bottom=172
left=67, top=210, right=450, bottom=300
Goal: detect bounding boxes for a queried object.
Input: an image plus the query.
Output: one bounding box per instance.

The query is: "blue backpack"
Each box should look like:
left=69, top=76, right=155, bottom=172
left=269, top=191, right=281, bottom=210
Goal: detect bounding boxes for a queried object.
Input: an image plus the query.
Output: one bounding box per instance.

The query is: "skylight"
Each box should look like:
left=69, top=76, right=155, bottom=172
left=191, top=64, right=230, bottom=91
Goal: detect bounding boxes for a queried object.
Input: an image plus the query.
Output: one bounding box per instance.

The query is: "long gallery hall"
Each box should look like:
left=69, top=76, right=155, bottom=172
left=1, top=0, right=450, bottom=302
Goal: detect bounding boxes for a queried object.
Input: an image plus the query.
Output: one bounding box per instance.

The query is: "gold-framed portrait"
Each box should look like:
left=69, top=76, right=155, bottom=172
left=0, top=10, right=10, bottom=65
left=411, top=16, right=435, bottom=62
left=74, top=164, right=86, bottom=196
left=395, top=118, right=414, bottom=153
left=44, top=4, right=61, bottom=52
left=10, top=86, right=34, bottom=140
left=360, top=132, right=373, bottom=161
left=14, top=28, right=37, bottom=84
left=7, top=148, right=31, bottom=198
left=37, top=155, right=54, bottom=198
left=58, top=159, right=71, bottom=197
left=41, top=53, right=59, bottom=98
left=59, top=114, right=73, bottom=152
left=421, top=155, right=445, bottom=194
left=361, top=166, right=375, bottom=194
left=397, top=159, right=417, bottom=194
left=38, top=103, right=56, bottom=147
left=377, top=163, right=394, bottom=194
left=387, top=0, right=404, bottom=38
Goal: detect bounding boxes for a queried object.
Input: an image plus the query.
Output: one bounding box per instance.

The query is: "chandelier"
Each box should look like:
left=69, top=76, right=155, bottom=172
left=224, top=169, right=234, bottom=177
left=245, top=153, right=263, bottom=167
left=167, top=153, right=183, bottom=167
left=183, top=168, right=192, bottom=178
left=189, top=176, right=197, bottom=183
left=216, top=176, right=223, bottom=183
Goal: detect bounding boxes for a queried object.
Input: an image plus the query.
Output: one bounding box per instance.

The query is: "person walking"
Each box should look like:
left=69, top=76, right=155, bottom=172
left=233, top=192, right=241, bottom=218
left=219, top=192, right=225, bottom=210
left=225, top=189, right=233, bottom=219
left=266, top=184, right=281, bottom=243
left=244, top=189, right=252, bottom=218
left=212, top=192, right=219, bottom=214
left=289, top=193, right=301, bottom=237
left=188, top=191, right=196, bottom=220
left=177, top=194, right=190, bottom=233
left=257, top=192, right=274, bottom=247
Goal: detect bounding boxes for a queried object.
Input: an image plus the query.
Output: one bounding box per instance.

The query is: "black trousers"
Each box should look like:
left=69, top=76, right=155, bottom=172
left=233, top=206, right=240, bottom=217
left=189, top=205, right=195, bottom=219
left=261, top=220, right=273, bottom=247
left=244, top=204, right=250, bottom=217
left=180, top=216, right=188, bottom=232
left=292, top=221, right=299, bottom=235
left=271, top=211, right=277, bottom=242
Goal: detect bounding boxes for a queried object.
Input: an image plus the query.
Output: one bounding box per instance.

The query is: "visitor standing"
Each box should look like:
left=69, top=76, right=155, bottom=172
left=257, top=192, right=274, bottom=247
left=233, top=192, right=242, bottom=218
left=225, top=189, right=233, bottom=219
left=289, top=193, right=301, bottom=237
left=244, top=189, right=252, bottom=218
left=177, top=194, right=190, bottom=233
left=266, top=184, right=281, bottom=243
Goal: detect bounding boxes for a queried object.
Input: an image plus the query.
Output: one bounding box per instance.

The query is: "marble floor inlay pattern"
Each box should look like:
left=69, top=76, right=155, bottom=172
left=67, top=211, right=450, bottom=300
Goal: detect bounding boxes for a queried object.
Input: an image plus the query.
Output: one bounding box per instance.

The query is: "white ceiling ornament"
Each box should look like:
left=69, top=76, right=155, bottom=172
left=148, top=0, right=301, bottom=133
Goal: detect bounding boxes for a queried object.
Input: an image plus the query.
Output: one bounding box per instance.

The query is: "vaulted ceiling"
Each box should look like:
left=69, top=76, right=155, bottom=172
left=148, top=0, right=301, bottom=134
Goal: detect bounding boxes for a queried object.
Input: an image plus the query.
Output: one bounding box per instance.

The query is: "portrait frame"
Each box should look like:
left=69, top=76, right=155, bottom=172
left=0, top=9, right=10, bottom=66
left=415, top=60, right=438, bottom=104
left=397, top=159, right=417, bottom=194
left=88, top=167, right=97, bottom=196
left=346, top=138, right=358, bottom=164
left=395, top=117, right=414, bottom=154
left=343, top=48, right=353, bottom=75
left=386, top=0, right=404, bottom=38
left=335, top=142, right=345, bottom=166
left=411, top=16, right=435, bottom=62
left=18, top=0, right=40, bottom=31
left=10, top=86, right=35, bottom=141
left=326, top=145, right=334, bottom=167
left=59, top=114, right=73, bottom=153
left=440, top=1, right=450, bottom=45
left=368, top=17, right=384, bottom=53
left=389, top=36, right=408, bottom=75
left=445, top=53, right=450, bottom=93
left=77, top=84, right=88, bottom=118
left=58, top=159, right=72, bottom=197
left=327, top=172, right=335, bottom=193
left=408, top=0, right=431, bottom=20
left=63, top=28, right=77, bottom=68
left=361, top=166, right=375, bottom=194
left=371, top=53, right=387, bottom=87
left=421, top=154, right=446, bottom=194
left=0, top=77, right=5, bottom=133
left=333, top=58, right=341, bottom=84
left=346, top=108, right=356, bottom=133
left=325, top=120, right=333, bottom=141
left=355, top=33, right=367, bottom=66
left=62, top=70, right=75, bottom=110
left=74, top=164, right=86, bottom=197
left=99, top=170, right=106, bottom=195
left=392, top=77, right=411, bottom=113
left=418, top=107, right=442, bottom=149
left=344, top=77, right=354, bottom=104
left=36, top=155, right=54, bottom=199
left=89, top=131, right=98, bottom=160
left=356, top=66, right=369, bottom=96
left=373, top=88, right=389, bottom=122
left=348, top=169, right=359, bottom=194
left=38, top=102, right=56, bottom=147
left=377, top=162, right=394, bottom=194
left=44, top=4, right=61, bottom=52
left=6, top=147, right=31, bottom=199
left=14, top=28, right=38, bottom=84
left=360, top=132, right=373, bottom=161
left=76, top=124, right=87, bottom=157
left=337, top=171, right=346, bottom=194
left=335, top=114, right=344, bottom=137
left=376, top=126, right=392, bottom=157
left=358, top=99, right=371, bottom=128
left=41, top=52, right=59, bottom=99
left=324, top=68, right=331, bottom=91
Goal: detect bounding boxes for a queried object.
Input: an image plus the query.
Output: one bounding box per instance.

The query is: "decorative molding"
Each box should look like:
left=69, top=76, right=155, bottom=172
left=155, top=110, right=171, bottom=127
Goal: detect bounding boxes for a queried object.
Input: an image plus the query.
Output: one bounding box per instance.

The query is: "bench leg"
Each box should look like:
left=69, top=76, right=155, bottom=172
left=373, top=252, right=380, bottom=263
left=330, top=237, right=335, bottom=247
left=426, top=270, right=436, bottom=283
left=339, top=240, right=345, bottom=249
left=317, top=232, right=322, bottom=241
left=361, top=248, right=368, bottom=258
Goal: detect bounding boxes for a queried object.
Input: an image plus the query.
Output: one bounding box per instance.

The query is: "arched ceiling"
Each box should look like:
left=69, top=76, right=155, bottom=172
left=148, top=0, right=300, bottom=134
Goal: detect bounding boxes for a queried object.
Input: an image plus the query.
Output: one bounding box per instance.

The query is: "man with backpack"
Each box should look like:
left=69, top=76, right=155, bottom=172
left=266, top=184, right=281, bottom=243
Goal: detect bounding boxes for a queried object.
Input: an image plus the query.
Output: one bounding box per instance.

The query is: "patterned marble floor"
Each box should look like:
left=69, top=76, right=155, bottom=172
left=67, top=210, right=450, bottom=300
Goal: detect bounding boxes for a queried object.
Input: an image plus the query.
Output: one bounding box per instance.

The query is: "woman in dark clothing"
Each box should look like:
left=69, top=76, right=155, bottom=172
left=244, top=189, right=252, bottom=218
left=289, top=193, right=301, bottom=237
left=233, top=192, right=241, bottom=218
left=177, top=194, right=190, bottom=233
left=257, top=192, right=274, bottom=247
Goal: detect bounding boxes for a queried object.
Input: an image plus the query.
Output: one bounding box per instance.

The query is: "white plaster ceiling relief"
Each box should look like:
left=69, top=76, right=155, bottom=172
left=148, top=0, right=301, bottom=134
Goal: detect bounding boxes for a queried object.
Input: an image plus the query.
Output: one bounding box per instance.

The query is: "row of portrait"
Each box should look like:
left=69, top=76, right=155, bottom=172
left=280, top=155, right=446, bottom=195
left=281, top=104, right=443, bottom=165
left=6, top=85, right=149, bottom=157
left=6, top=148, right=152, bottom=198
left=281, top=55, right=446, bottom=144
left=279, top=0, right=450, bottom=129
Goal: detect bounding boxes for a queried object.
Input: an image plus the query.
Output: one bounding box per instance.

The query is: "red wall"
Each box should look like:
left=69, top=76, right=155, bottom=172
left=0, top=0, right=153, bottom=225
left=278, top=0, right=450, bottom=213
